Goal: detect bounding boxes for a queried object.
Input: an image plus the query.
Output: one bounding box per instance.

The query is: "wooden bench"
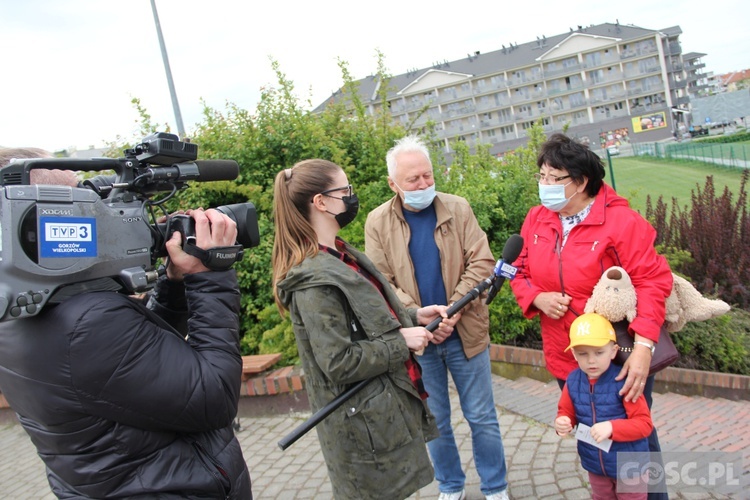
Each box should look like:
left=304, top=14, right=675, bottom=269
left=241, top=353, right=282, bottom=381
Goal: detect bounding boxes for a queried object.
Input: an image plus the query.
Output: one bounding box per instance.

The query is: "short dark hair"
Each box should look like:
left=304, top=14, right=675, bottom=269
left=536, top=133, right=605, bottom=197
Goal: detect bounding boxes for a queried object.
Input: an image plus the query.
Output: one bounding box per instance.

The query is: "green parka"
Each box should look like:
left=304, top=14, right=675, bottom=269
left=277, top=240, right=438, bottom=499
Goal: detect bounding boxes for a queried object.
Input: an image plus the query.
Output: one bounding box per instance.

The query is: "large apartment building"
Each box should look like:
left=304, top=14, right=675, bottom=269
left=315, top=22, right=707, bottom=155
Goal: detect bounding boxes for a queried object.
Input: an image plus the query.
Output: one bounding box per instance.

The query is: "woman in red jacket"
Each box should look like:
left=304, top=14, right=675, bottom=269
left=510, top=133, right=672, bottom=498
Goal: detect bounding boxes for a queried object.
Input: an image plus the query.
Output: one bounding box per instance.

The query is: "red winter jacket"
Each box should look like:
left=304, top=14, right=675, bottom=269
left=510, top=183, right=672, bottom=380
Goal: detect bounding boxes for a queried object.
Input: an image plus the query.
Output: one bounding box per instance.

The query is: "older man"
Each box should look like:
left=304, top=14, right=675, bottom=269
left=365, top=136, right=509, bottom=500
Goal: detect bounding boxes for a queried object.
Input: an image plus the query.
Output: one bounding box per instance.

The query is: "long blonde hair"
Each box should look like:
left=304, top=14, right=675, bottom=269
left=272, top=159, right=342, bottom=313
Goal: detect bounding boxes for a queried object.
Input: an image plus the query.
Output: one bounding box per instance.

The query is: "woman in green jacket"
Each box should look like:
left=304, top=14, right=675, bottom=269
left=272, top=159, right=454, bottom=499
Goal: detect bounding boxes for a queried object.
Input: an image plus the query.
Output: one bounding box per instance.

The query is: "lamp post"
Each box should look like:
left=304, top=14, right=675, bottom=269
left=150, top=0, right=185, bottom=139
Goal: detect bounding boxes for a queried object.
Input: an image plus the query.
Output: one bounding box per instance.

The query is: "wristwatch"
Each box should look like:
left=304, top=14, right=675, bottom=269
left=633, top=340, right=655, bottom=355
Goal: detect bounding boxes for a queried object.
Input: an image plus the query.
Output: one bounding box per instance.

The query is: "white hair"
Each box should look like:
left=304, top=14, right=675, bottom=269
left=385, top=135, right=431, bottom=177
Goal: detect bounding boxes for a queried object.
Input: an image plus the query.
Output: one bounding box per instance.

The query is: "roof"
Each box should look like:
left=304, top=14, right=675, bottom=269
left=682, top=52, right=707, bottom=60
left=717, top=69, right=750, bottom=86
left=315, top=22, right=675, bottom=112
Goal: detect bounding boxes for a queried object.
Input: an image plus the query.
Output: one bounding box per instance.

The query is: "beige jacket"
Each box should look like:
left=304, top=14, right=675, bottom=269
left=365, top=192, right=495, bottom=359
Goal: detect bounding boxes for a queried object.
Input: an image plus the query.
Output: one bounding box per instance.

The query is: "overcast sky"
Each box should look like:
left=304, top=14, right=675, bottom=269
left=1, top=0, right=748, bottom=153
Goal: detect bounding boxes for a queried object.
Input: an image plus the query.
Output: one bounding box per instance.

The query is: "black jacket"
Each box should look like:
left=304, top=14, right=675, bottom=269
left=0, top=271, right=251, bottom=499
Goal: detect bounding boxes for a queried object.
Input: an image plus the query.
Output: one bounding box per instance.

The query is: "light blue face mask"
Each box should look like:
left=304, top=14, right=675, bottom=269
left=395, top=183, right=437, bottom=211
left=539, top=181, right=573, bottom=212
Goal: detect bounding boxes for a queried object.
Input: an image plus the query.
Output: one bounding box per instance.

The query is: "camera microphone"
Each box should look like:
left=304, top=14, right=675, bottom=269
left=485, top=234, right=524, bottom=305
left=144, top=160, right=239, bottom=183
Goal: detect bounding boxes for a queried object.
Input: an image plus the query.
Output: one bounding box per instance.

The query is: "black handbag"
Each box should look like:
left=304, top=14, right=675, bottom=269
left=612, top=320, right=679, bottom=375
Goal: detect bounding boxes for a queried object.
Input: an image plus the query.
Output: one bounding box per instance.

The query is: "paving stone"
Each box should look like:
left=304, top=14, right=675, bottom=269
left=1, top=374, right=748, bottom=499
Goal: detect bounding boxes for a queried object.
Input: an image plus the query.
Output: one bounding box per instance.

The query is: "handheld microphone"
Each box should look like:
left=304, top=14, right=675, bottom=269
left=485, top=234, right=524, bottom=305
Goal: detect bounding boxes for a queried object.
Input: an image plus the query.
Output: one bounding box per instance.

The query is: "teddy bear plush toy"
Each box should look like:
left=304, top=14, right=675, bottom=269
left=584, top=266, right=731, bottom=332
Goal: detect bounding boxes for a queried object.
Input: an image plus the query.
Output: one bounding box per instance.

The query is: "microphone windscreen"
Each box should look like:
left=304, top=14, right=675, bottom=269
left=502, top=234, right=524, bottom=263
left=193, top=160, right=239, bottom=182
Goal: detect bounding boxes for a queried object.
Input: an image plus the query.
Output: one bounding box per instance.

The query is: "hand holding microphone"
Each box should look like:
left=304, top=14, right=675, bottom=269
left=424, top=234, right=524, bottom=331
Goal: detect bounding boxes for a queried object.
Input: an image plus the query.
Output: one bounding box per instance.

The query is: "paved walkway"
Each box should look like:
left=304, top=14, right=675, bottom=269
left=0, top=374, right=748, bottom=499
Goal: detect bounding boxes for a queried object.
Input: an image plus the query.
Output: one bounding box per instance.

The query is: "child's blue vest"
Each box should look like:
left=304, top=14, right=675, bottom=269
left=567, top=363, right=649, bottom=477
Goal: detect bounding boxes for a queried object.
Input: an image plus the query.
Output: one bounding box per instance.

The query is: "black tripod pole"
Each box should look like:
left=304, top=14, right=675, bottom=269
left=277, top=275, right=495, bottom=451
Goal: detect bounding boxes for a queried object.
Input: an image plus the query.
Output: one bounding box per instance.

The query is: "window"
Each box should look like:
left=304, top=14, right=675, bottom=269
left=585, top=52, right=602, bottom=67
left=490, top=75, right=506, bottom=88
left=569, top=92, right=585, bottom=107
left=589, top=69, right=604, bottom=84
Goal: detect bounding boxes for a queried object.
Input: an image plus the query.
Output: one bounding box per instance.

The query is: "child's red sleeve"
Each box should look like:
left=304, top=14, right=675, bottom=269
left=556, top=384, right=577, bottom=426
left=610, top=394, right=653, bottom=442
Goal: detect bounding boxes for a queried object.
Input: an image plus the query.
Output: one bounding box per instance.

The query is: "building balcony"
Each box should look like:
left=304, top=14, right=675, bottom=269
left=627, top=84, right=665, bottom=97
left=620, top=45, right=659, bottom=60
left=669, top=79, right=688, bottom=89
left=582, top=54, right=621, bottom=70
left=592, top=108, right=630, bottom=123
left=437, top=90, right=472, bottom=104
left=544, top=63, right=583, bottom=78
left=518, top=89, right=546, bottom=104
left=508, top=71, right=545, bottom=88
left=546, top=83, right=585, bottom=97
left=443, top=104, right=477, bottom=119
left=585, top=74, right=624, bottom=88
left=623, top=66, right=662, bottom=79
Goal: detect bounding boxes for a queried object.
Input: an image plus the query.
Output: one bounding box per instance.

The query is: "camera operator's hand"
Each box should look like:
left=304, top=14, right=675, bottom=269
left=165, top=208, right=238, bottom=281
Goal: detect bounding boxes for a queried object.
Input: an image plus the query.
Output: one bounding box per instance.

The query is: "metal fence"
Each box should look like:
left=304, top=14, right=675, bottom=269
left=632, top=141, right=750, bottom=169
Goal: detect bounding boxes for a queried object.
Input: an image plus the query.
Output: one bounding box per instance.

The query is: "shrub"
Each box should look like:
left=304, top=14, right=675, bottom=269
left=646, top=170, right=750, bottom=310
left=671, top=308, right=750, bottom=375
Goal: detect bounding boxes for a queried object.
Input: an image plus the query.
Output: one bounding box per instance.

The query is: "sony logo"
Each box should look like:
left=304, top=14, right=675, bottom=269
left=39, top=209, right=73, bottom=215
left=121, top=217, right=143, bottom=223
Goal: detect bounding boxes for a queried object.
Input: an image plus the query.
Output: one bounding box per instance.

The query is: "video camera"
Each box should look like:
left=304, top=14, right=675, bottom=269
left=0, top=132, right=259, bottom=322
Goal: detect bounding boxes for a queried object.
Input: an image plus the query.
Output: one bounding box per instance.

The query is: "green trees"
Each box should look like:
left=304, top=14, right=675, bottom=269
left=133, top=58, right=542, bottom=363
left=114, top=57, right=746, bottom=373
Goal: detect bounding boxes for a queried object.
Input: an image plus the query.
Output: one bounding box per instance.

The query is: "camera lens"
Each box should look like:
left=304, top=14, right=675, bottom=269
left=215, top=203, right=260, bottom=249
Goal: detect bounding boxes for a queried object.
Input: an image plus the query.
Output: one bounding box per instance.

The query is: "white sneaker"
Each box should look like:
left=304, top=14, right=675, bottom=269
left=437, top=491, right=466, bottom=500
left=485, top=490, right=510, bottom=500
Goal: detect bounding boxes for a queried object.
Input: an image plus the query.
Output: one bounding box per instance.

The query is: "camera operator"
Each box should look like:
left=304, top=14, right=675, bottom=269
left=0, top=154, right=252, bottom=498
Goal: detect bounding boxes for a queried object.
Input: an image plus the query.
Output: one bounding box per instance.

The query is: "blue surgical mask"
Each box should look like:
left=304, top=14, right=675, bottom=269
left=539, top=181, right=574, bottom=212
left=395, top=183, right=437, bottom=211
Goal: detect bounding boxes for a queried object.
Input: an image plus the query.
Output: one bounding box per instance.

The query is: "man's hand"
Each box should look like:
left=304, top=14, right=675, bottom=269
left=165, top=208, right=238, bottom=281
left=416, top=304, right=461, bottom=344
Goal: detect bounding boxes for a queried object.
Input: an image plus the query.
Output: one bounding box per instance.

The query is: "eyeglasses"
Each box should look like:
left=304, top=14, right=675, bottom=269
left=534, top=173, right=571, bottom=184
left=319, top=184, right=353, bottom=199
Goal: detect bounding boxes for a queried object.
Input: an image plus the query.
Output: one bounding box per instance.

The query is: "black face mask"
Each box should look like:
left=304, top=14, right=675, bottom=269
left=329, top=194, right=359, bottom=229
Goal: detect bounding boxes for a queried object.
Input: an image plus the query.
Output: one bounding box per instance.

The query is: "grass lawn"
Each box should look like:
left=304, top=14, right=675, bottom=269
left=605, top=156, right=747, bottom=214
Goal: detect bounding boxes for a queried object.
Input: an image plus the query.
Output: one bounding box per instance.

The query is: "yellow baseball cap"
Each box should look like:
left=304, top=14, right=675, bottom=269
left=565, top=313, right=616, bottom=351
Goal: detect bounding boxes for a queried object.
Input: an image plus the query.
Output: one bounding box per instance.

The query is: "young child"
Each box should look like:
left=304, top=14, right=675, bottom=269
left=555, top=313, right=653, bottom=499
